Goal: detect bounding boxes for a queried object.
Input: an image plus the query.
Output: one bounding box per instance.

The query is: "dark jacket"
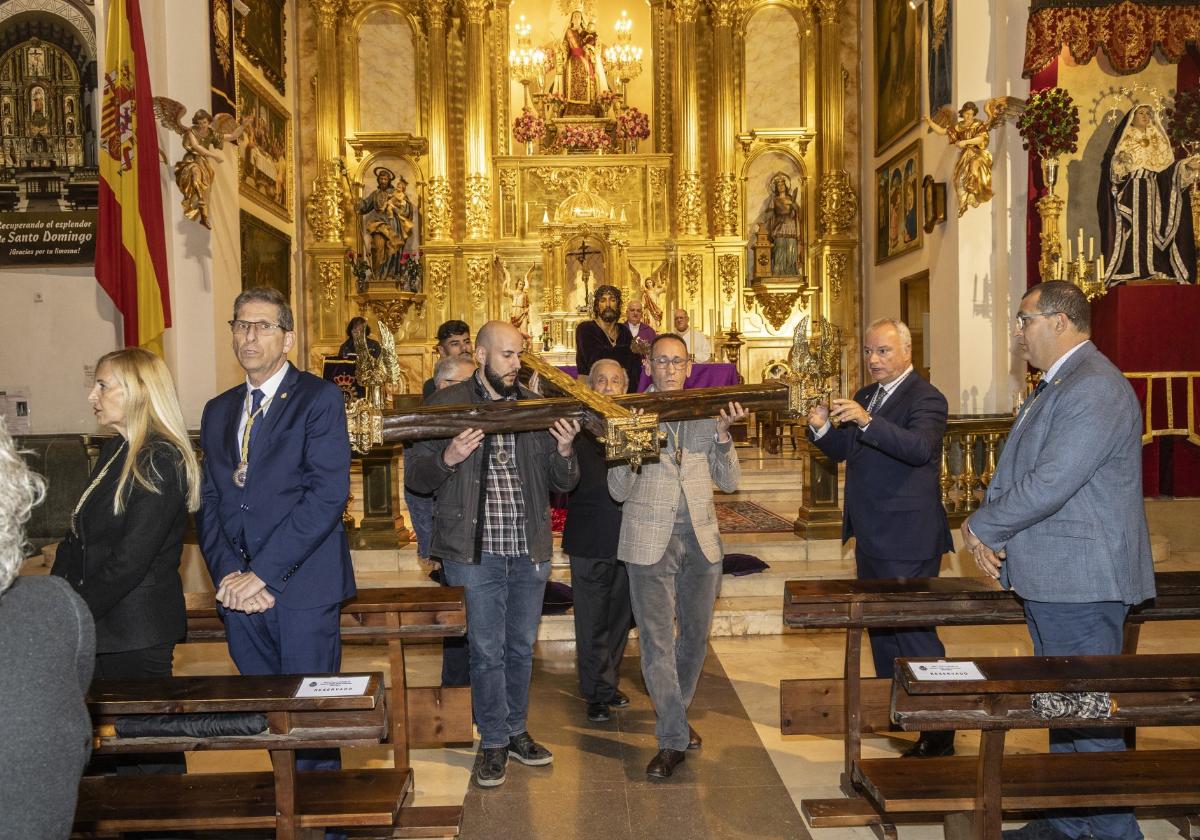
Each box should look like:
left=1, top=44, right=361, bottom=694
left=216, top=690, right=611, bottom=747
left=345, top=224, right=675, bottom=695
left=405, top=375, right=579, bottom=564
left=809, top=373, right=953, bottom=562
left=562, top=436, right=621, bottom=559
left=51, top=434, right=188, bottom=654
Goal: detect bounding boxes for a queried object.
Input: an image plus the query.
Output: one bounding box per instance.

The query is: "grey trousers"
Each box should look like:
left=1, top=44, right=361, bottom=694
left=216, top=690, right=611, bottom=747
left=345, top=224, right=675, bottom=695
left=626, top=527, right=722, bottom=751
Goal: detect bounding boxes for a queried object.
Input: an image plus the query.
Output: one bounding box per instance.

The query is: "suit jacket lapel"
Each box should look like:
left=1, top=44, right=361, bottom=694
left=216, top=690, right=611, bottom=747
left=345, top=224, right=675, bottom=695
left=876, top=373, right=918, bottom=419
left=250, top=363, right=299, bottom=460
left=225, top=383, right=247, bottom=465
left=996, top=344, right=1093, bottom=480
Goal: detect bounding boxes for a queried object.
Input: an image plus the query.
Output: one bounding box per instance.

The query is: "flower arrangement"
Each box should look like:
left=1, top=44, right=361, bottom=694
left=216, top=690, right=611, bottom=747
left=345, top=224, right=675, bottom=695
left=1167, top=90, right=1200, bottom=152
left=1017, top=87, right=1079, bottom=159
left=616, top=106, right=650, bottom=141
left=396, top=251, right=422, bottom=293
left=542, top=91, right=566, bottom=115
left=558, top=123, right=612, bottom=151
left=598, top=90, right=620, bottom=114
left=346, top=249, right=370, bottom=293
left=512, top=106, right=547, bottom=144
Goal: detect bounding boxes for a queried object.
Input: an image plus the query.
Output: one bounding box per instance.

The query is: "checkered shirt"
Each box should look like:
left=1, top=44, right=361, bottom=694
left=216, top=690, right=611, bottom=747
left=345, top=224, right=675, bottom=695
left=482, top=429, right=528, bottom=555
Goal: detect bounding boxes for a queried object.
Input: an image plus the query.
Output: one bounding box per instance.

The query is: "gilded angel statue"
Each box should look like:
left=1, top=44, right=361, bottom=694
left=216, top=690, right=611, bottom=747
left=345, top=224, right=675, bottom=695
left=926, top=96, right=1024, bottom=216
left=152, top=98, right=250, bottom=228
left=353, top=318, right=402, bottom=409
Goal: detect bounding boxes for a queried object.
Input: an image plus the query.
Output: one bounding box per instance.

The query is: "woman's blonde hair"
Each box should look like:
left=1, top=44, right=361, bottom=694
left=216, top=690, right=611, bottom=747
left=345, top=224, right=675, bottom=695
left=0, top=420, right=45, bottom=594
left=95, top=348, right=201, bottom=514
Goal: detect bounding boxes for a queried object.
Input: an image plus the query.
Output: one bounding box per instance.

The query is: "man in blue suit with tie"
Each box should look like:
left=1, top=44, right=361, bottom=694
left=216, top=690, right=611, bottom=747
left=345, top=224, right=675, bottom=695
left=807, top=318, right=955, bottom=758
left=197, top=287, right=356, bottom=766
left=965, top=282, right=1154, bottom=840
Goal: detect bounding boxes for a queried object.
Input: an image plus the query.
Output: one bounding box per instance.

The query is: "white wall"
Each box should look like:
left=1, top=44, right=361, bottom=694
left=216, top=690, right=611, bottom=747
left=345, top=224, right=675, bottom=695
left=859, top=0, right=1030, bottom=413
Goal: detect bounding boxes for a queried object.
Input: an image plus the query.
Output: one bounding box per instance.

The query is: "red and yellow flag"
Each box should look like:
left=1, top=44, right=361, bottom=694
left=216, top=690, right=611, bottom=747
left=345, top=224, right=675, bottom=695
left=97, top=0, right=170, bottom=354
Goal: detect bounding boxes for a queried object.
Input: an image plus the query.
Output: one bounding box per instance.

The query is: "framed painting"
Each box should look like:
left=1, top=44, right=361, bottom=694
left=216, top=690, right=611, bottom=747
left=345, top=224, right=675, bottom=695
left=239, top=210, right=291, bottom=299
left=874, top=0, right=921, bottom=155
left=237, top=67, right=292, bottom=221
left=235, top=0, right=286, bottom=95
left=927, top=0, right=952, bottom=115
left=874, top=139, right=923, bottom=265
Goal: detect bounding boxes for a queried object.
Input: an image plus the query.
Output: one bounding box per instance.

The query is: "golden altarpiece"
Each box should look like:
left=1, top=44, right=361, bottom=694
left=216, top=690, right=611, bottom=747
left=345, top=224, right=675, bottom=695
left=295, top=0, right=862, bottom=391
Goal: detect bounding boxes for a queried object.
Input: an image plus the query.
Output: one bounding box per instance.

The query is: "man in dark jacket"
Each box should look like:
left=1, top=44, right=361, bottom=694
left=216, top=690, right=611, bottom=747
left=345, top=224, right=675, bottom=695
left=406, top=321, right=580, bottom=789
left=807, top=317, right=955, bottom=758
left=563, top=359, right=633, bottom=723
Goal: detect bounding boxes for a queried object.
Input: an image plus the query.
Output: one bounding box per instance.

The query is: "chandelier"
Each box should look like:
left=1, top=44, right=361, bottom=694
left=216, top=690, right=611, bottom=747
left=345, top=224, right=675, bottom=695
left=508, top=14, right=546, bottom=104
left=602, top=10, right=643, bottom=96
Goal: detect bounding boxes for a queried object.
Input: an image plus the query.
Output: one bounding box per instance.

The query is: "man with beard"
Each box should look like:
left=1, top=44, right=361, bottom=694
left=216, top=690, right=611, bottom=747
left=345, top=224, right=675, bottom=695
left=575, top=284, right=641, bottom=392
left=406, top=321, right=581, bottom=789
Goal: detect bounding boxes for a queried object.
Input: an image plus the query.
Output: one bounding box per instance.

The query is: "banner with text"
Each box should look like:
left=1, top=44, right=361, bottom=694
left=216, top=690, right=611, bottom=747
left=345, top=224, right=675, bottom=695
left=0, top=211, right=97, bottom=265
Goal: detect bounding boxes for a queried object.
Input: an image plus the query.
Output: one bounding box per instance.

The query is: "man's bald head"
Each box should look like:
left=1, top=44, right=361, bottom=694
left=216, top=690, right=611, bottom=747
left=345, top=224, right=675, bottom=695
left=588, top=358, right=627, bottom=396
left=475, top=320, right=524, bottom=397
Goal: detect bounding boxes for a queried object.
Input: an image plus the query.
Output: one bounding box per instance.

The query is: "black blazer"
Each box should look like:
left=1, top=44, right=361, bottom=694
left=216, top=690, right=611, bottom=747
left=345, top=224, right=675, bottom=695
left=809, top=373, right=953, bottom=562
left=561, top=436, right=622, bottom=560
left=51, top=435, right=188, bottom=654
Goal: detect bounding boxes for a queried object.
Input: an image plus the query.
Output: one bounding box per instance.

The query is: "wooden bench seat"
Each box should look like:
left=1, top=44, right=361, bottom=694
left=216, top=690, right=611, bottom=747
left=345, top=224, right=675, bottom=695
left=75, top=768, right=411, bottom=835
left=840, top=654, right=1200, bottom=840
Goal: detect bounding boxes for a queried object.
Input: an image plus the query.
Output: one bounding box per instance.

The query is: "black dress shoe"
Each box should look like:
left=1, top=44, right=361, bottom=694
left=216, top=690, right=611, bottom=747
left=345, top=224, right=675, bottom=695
left=901, top=731, right=955, bottom=758
left=646, top=748, right=687, bottom=779
left=687, top=725, right=702, bottom=750
left=608, top=690, right=630, bottom=709
left=586, top=701, right=611, bottom=722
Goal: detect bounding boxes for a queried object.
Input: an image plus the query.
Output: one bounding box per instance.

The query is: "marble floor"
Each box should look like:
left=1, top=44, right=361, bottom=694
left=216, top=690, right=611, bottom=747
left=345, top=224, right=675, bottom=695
left=75, top=451, right=1200, bottom=838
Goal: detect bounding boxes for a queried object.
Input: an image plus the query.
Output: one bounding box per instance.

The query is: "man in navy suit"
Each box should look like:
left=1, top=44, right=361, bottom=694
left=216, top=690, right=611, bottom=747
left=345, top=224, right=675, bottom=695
left=196, top=287, right=356, bottom=770
left=807, top=317, right=954, bottom=757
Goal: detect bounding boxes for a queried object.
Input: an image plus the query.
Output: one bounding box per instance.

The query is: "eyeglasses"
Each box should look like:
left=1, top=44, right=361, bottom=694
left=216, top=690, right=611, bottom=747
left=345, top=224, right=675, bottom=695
left=1014, top=311, right=1061, bottom=330
left=650, top=356, right=688, bottom=369
left=229, top=320, right=285, bottom=335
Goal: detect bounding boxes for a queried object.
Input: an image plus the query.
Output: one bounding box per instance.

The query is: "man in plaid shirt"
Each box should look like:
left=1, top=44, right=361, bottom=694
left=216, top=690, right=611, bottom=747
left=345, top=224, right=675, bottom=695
left=407, top=321, right=580, bottom=789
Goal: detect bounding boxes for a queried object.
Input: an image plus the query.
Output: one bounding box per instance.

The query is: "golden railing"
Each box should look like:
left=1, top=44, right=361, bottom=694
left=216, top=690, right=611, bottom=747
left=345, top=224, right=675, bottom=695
left=940, top=414, right=1014, bottom=525
left=1124, top=372, right=1200, bottom=446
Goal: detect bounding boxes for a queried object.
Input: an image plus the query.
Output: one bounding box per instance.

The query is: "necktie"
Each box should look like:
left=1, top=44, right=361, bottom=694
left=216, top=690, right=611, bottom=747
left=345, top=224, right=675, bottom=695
left=248, top=388, right=265, bottom=452
left=1031, top=378, right=1047, bottom=399
left=865, top=384, right=885, bottom=413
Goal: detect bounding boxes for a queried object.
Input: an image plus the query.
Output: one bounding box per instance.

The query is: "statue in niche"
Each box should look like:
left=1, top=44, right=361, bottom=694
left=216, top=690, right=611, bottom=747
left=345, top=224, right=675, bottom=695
left=358, top=166, right=416, bottom=284
left=1099, top=104, right=1200, bottom=285
left=551, top=8, right=610, bottom=117
left=764, top=173, right=801, bottom=276
left=498, top=257, right=533, bottom=335
left=642, top=261, right=667, bottom=327
left=152, top=98, right=250, bottom=228
left=926, top=98, right=1021, bottom=217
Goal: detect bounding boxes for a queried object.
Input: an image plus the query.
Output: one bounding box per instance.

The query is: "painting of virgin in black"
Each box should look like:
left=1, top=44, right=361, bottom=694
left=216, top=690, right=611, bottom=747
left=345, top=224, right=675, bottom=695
left=927, top=0, right=951, bottom=115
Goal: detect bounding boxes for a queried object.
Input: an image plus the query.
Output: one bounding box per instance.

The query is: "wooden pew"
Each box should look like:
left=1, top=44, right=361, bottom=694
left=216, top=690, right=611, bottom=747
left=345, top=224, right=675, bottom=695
left=185, top=587, right=470, bottom=838
left=75, top=672, right=407, bottom=839
left=781, top=572, right=1200, bottom=785
left=849, top=653, right=1200, bottom=840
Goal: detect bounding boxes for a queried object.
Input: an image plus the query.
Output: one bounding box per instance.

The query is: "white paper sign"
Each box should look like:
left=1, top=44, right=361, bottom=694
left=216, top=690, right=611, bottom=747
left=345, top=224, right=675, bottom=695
left=907, top=660, right=986, bottom=681
left=294, top=675, right=371, bottom=698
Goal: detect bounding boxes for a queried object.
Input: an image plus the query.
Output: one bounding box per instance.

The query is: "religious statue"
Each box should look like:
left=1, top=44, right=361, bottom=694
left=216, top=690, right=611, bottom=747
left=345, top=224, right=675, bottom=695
left=764, top=173, right=801, bottom=276
left=152, top=98, right=250, bottom=229
left=926, top=97, right=1022, bottom=217
left=499, top=257, right=532, bottom=335
left=641, top=261, right=667, bottom=328
left=358, top=167, right=416, bottom=285
left=352, top=318, right=402, bottom=410
left=551, top=8, right=610, bottom=117
left=1100, top=104, right=1200, bottom=285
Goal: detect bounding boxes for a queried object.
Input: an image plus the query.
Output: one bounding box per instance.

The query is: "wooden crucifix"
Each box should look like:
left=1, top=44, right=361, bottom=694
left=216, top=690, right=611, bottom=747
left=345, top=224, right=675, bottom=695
left=566, top=239, right=601, bottom=309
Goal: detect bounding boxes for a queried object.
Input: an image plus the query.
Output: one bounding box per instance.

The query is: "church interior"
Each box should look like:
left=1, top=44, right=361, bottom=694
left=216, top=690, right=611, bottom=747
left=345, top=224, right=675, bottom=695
left=3, top=0, right=1200, bottom=837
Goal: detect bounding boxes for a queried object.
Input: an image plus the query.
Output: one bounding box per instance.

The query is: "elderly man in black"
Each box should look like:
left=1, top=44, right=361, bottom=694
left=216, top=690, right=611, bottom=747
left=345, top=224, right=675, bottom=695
left=563, top=358, right=634, bottom=722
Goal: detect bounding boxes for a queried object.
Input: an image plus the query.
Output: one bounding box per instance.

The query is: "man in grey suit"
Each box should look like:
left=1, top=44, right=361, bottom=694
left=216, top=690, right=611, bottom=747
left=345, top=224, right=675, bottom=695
left=609, top=333, right=746, bottom=779
left=964, top=281, right=1155, bottom=840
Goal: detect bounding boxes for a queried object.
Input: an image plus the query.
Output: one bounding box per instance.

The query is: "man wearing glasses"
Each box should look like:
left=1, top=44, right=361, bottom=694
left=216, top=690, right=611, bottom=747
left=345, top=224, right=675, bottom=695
left=196, top=287, right=356, bottom=777
left=964, top=281, right=1153, bottom=840
left=608, top=333, right=746, bottom=779
left=806, top=317, right=955, bottom=758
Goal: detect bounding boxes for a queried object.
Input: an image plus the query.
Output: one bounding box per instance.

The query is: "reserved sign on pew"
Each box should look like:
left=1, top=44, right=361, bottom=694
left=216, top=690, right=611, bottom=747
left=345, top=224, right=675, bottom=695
left=295, top=675, right=372, bottom=697
left=906, top=660, right=985, bottom=681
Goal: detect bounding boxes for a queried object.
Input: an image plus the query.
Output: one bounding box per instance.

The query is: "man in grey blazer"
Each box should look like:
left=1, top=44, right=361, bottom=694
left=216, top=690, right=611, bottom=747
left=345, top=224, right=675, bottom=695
left=609, top=333, right=746, bottom=779
left=965, top=281, right=1154, bottom=840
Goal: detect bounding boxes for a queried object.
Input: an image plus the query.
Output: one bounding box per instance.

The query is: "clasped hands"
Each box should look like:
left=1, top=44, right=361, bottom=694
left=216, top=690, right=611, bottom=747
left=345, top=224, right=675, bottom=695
left=216, top=570, right=275, bottom=614
left=807, top=398, right=871, bottom=430
left=960, top=519, right=1005, bottom=580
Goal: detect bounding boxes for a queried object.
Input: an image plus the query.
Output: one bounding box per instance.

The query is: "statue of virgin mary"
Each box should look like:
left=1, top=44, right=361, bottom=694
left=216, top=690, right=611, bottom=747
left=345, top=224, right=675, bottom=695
left=1098, top=104, right=1200, bottom=286
left=551, top=8, right=610, bottom=116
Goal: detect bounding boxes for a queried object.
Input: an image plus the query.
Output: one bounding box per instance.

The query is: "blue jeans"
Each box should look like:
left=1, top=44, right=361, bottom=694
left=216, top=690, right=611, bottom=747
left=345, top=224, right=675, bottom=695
left=626, top=527, right=723, bottom=751
left=1024, top=600, right=1140, bottom=840
left=404, top=488, right=435, bottom=558
left=442, top=553, right=550, bottom=749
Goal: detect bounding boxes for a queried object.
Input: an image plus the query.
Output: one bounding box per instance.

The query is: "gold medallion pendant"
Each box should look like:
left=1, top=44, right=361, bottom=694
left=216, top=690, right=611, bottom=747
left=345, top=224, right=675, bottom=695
left=495, top=449, right=510, bottom=466
left=233, top=461, right=249, bottom=487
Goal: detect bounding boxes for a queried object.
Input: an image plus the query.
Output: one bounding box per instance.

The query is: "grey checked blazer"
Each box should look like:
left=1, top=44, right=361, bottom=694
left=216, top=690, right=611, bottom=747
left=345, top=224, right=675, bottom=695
left=969, top=341, right=1155, bottom=606
left=608, top=417, right=740, bottom=566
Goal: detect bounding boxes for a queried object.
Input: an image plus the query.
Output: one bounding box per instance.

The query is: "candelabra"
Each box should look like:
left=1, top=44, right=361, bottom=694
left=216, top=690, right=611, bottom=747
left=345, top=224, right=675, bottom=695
left=507, top=15, right=546, bottom=108
left=601, top=10, right=643, bottom=103
left=1058, top=227, right=1107, bottom=301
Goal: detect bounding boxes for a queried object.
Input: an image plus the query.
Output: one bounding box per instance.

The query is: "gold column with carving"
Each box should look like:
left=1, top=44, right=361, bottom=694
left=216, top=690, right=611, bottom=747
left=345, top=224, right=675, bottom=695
left=709, top=0, right=740, bottom=239
left=673, top=0, right=704, bottom=239
left=463, top=0, right=493, bottom=243
left=304, top=0, right=350, bottom=353
left=423, top=0, right=453, bottom=243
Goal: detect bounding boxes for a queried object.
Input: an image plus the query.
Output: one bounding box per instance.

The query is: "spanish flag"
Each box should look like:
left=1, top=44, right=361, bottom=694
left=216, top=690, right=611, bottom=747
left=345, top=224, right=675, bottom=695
left=97, top=0, right=170, bottom=354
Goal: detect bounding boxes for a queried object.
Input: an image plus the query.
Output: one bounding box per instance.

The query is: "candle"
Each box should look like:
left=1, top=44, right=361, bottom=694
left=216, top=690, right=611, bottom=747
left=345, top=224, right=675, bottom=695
left=1077, top=228, right=1084, bottom=258
left=1088, top=237, right=1094, bottom=260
